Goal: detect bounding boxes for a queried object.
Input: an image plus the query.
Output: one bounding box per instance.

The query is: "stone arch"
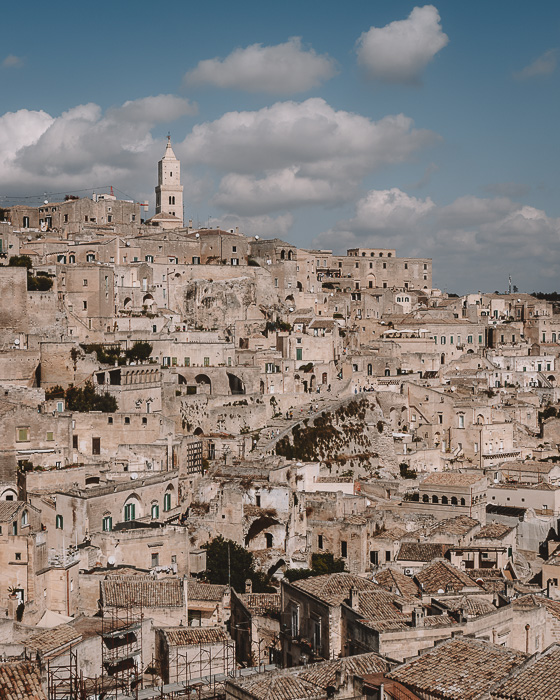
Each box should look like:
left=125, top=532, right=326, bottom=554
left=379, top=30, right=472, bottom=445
left=297, top=281, right=303, bottom=291
left=460, top=498, right=466, bottom=506
left=194, top=427, right=204, bottom=436
left=244, top=516, right=280, bottom=546
left=442, top=496, right=448, bottom=505
left=123, top=493, right=142, bottom=521
left=280, top=249, right=286, bottom=260
left=451, top=496, right=458, bottom=505
left=178, top=374, right=188, bottom=385
left=432, top=495, right=439, bottom=504
left=143, top=293, right=154, bottom=306
left=422, top=494, right=429, bottom=503
left=0, top=488, right=17, bottom=501
left=195, top=374, right=212, bottom=394
left=123, top=297, right=132, bottom=309
left=227, top=372, right=245, bottom=395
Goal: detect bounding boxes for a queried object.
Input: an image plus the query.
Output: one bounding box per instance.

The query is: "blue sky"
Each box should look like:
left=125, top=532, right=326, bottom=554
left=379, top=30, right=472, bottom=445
left=1, top=1, right=560, bottom=293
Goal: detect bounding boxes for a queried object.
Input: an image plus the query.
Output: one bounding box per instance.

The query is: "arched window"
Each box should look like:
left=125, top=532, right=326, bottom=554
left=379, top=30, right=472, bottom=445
left=163, top=492, right=172, bottom=512
left=460, top=498, right=466, bottom=506
left=422, top=494, right=429, bottom=503
left=124, top=502, right=136, bottom=521
left=56, top=514, right=64, bottom=530
left=151, top=503, right=160, bottom=519
left=451, top=497, right=458, bottom=505
left=432, top=495, right=439, bottom=504
left=69, top=254, right=76, bottom=264
left=441, top=496, right=448, bottom=505
left=265, top=533, right=273, bottom=548
left=367, top=364, right=373, bottom=376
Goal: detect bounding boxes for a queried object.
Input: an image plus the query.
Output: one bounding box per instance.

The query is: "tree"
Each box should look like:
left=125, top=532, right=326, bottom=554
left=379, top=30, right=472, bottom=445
left=9, top=255, right=32, bottom=269
left=200, top=536, right=272, bottom=592
left=284, top=553, right=347, bottom=582
left=64, top=381, right=117, bottom=412
left=125, top=341, right=153, bottom=362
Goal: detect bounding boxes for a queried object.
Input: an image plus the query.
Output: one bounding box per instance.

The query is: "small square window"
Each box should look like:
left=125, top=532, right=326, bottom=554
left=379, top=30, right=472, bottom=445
left=46, top=431, right=54, bottom=441
left=108, top=416, right=113, bottom=424
left=15, top=553, right=21, bottom=561
left=124, top=417, right=130, bottom=425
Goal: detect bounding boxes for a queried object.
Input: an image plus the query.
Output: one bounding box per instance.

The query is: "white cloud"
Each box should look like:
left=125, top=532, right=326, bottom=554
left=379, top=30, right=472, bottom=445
left=312, top=190, right=560, bottom=293
left=180, top=98, right=437, bottom=214
left=184, top=37, right=337, bottom=94
left=0, top=95, right=196, bottom=195
left=2, top=54, right=23, bottom=68
left=356, top=5, right=449, bottom=84
left=514, top=49, right=557, bottom=80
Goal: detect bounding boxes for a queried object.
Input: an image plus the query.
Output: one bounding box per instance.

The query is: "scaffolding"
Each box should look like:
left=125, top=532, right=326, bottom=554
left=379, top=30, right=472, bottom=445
left=101, top=595, right=144, bottom=698
left=172, top=638, right=236, bottom=696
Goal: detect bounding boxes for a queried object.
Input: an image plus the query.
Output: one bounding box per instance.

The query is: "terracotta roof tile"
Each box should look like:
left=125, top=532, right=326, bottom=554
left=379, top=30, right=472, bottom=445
left=491, top=643, right=560, bottom=699
left=290, top=573, right=378, bottom=606
left=0, top=661, right=47, bottom=700
left=397, top=542, right=451, bottom=562
left=414, top=561, right=481, bottom=594
left=387, top=638, right=528, bottom=700
left=373, top=568, right=420, bottom=598
left=164, top=627, right=230, bottom=646
left=101, top=577, right=184, bottom=608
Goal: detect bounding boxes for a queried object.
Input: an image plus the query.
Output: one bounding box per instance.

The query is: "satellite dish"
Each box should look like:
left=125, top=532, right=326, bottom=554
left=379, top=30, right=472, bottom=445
left=44, top=200, right=49, bottom=205
left=289, top=307, right=294, bottom=312
left=14, top=339, right=19, bottom=346
left=195, top=233, right=200, bottom=238
left=255, top=235, right=260, bottom=240
left=130, top=472, right=138, bottom=480
left=108, top=556, right=116, bottom=566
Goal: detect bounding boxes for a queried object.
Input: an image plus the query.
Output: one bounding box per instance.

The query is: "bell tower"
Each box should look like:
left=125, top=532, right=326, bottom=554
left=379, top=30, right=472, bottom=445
left=155, top=136, right=183, bottom=225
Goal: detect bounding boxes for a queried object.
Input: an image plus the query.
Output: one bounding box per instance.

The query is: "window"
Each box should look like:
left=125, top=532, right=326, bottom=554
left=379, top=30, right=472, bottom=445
left=318, top=534, right=323, bottom=549
left=296, top=348, right=303, bottom=361
left=142, top=417, right=147, bottom=425
left=151, top=503, right=159, bottom=519
left=458, top=415, right=464, bottom=428
left=341, top=541, right=348, bottom=558
left=479, top=335, right=483, bottom=344
left=203, top=357, right=210, bottom=367
left=21, top=510, right=28, bottom=527
left=291, top=606, right=300, bottom=637
left=383, top=262, right=387, bottom=269
left=185, top=357, right=190, bottom=367
left=124, top=417, right=130, bottom=425
left=16, top=427, right=29, bottom=442
left=108, top=416, right=113, bottom=425
left=468, top=335, right=473, bottom=344
left=145, top=255, right=153, bottom=263
left=124, top=503, right=136, bottom=521
left=107, top=215, right=112, bottom=223
left=163, top=492, right=172, bottom=511
left=57, top=402, right=63, bottom=413
left=83, top=279, right=88, bottom=287
left=15, top=553, right=21, bottom=561
left=83, top=301, right=88, bottom=310
left=46, top=431, right=54, bottom=441
left=151, top=552, right=160, bottom=567
left=102, top=515, right=112, bottom=532
left=72, top=435, right=78, bottom=449
left=56, top=514, right=64, bottom=530
left=92, top=437, right=100, bottom=455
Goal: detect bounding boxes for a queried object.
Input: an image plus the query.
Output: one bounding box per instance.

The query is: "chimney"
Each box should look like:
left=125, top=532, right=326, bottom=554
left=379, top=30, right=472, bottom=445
left=412, top=607, right=424, bottom=627
left=245, top=578, right=253, bottom=594
left=350, top=587, right=359, bottom=610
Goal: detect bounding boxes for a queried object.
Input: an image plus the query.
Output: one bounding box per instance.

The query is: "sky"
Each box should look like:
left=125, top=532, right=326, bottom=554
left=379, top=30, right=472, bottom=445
left=1, top=0, right=560, bottom=294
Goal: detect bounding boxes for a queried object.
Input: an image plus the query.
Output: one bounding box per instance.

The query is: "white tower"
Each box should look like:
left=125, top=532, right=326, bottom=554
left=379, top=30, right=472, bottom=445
left=155, top=136, right=183, bottom=225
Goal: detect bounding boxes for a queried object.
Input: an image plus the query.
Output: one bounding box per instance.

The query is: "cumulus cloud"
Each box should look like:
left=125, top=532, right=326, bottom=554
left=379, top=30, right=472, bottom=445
left=356, top=5, right=449, bottom=84
left=2, top=54, right=23, bottom=68
left=312, top=190, right=560, bottom=293
left=180, top=98, right=437, bottom=214
left=181, top=99, right=437, bottom=215
left=184, top=37, right=337, bottom=94
left=0, top=95, right=196, bottom=195
left=514, top=49, right=557, bottom=80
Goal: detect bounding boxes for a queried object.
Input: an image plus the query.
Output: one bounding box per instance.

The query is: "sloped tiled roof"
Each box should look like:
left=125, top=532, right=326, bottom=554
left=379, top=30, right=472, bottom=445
left=397, top=542, right=451, bottom=562
left=474, top=523, right=513, bottom=540
left=228, top=652, right=388, bottom=700
left=373, top=568, right=420, bottom=598
left=239, top=593, right=281, bottom=615
left=415, top=561, right=481, bottom=594
left=24, top=624, right=81, bottom=654
left=290, top=573, right=378, bottom=606
left=0, top=502, right=23, bottom=522
left=187, top=581, right=227, bottom=602
left=101, top=577, right=184, bottom=608
left=351, top=589, right=409, bottom=622
left=0, top=661, right=47, bottom=700
left=435, top=595, right=496, bottom=618
left=387, top=638, right=528, bottom=700
left=164, top=627, right=230, bottom=646
left=427, top=515, right=479, bottom=537
left=491, top=643, right=560, bottom=699
left=421, top=472, right=486, bottom=486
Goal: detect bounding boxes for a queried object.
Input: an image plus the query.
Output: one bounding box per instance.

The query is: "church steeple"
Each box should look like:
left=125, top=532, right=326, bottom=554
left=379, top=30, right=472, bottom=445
left=155, top=137, right=184, bottom=225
